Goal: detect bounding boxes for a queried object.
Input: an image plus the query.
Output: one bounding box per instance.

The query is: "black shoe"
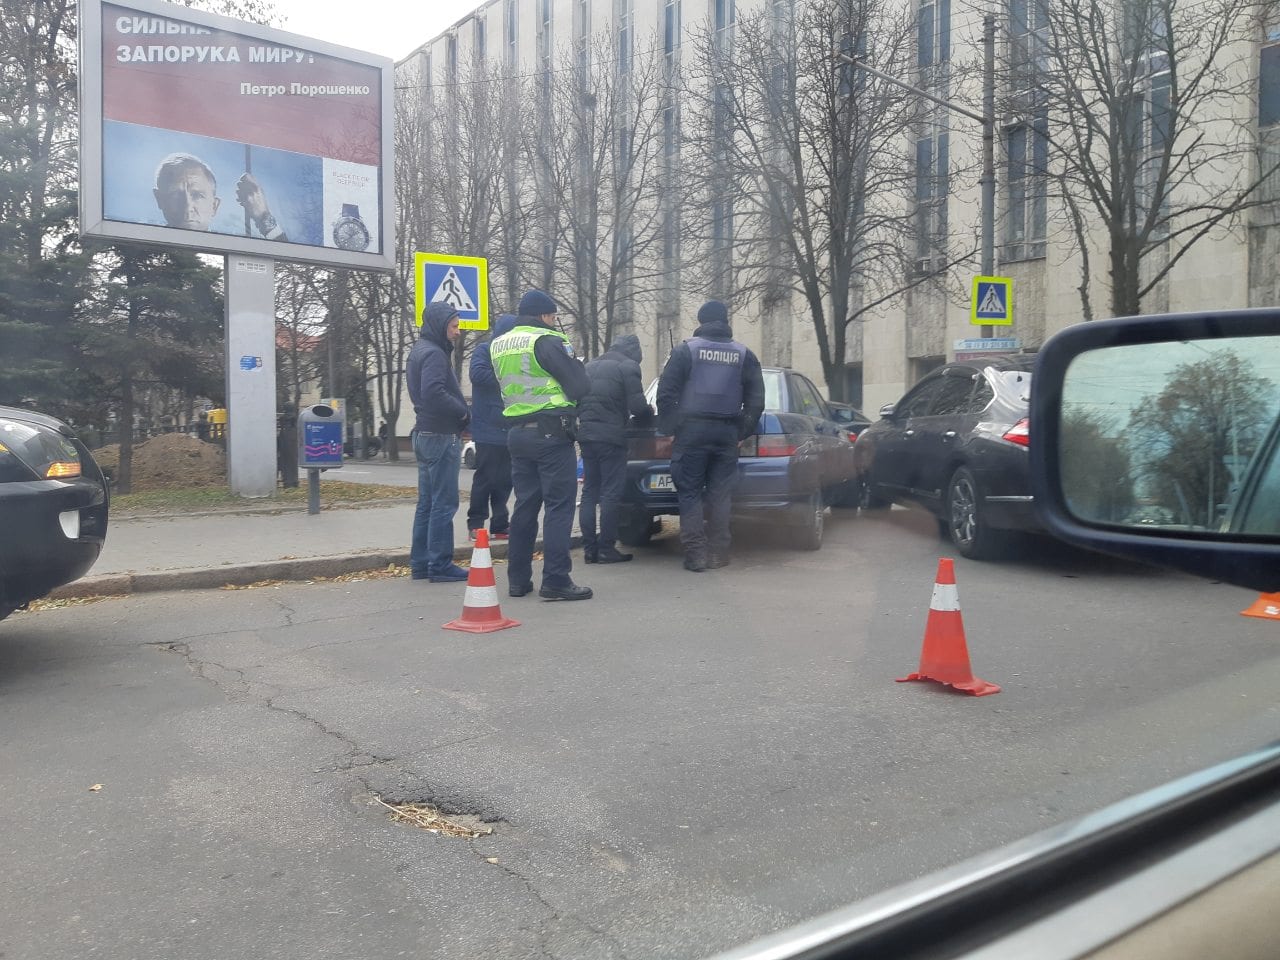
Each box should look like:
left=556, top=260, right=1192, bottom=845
left=707, top=554, right=730, bottom=569
left=583, top=547, right=599, bottom=564
left=683, top=556, right=707, bottom=573
left=509, top=581, right=534, bottom=597
left=596, top=547, right=633, bottom=563
left=539, top=581, right=593, bottom=601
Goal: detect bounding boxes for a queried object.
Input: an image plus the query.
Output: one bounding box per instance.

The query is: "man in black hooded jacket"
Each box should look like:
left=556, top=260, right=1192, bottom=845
left=406, top=301, right=471, bottom=583
left=578, top=334, right=653, bottom=563
left=656, top=301, right=765, bottom=572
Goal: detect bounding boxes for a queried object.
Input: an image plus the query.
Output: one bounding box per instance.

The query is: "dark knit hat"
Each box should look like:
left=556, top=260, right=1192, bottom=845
left=697, top=300, right=729, bottom=326
left=518, top=289, right=558, bottom=316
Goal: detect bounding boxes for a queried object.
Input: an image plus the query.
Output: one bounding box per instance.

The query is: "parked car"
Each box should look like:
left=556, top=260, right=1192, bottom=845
left=853, top=356, right=1037, bottom=560
left=620, top=367, right=860, bottom=551
left=825, top=400, right=873, bottom=438
left=0, top=405, right=110, bottom=621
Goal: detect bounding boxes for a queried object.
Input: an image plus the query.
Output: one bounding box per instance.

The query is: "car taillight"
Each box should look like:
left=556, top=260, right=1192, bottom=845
left=1002, top=418, right=1030, bottom=447
left=755, top=435, right=800, bottom=457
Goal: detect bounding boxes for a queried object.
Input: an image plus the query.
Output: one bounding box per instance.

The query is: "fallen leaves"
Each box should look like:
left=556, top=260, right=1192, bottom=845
left=373, top=796, right=492, bottom=838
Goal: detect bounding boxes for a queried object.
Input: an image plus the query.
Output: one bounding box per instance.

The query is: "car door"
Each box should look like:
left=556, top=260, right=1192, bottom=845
left=910, top=367, right=981, bottom=507
left=787, top=373, right=844, bottom=484
left=869, top=374, right=945, bottom=502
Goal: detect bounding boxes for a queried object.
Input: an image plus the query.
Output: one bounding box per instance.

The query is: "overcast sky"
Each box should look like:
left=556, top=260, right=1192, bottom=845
left=274, top=0, right=482, bottom=61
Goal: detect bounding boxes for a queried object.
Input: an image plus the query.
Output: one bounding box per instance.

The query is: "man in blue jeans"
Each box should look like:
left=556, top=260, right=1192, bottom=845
left=407, top=301, right=471, bottom=582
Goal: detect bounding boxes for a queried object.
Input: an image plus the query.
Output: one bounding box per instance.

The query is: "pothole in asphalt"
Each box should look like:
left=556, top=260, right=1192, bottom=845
left=373, top=795, right=494, bottom=838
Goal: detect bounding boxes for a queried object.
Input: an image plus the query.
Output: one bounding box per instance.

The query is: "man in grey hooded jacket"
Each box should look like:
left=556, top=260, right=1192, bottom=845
left=577, top=334, right=653, bottom=563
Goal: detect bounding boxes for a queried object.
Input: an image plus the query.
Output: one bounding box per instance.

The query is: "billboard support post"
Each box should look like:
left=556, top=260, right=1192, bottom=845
left=225, top=255, right=278, bottom=497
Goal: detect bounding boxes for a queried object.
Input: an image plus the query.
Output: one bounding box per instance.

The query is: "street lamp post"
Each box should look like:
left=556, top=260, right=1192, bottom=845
left=839, top=14, right=998, bottom=336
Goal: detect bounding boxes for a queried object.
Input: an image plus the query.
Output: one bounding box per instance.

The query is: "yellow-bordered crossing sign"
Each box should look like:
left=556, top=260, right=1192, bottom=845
left=414, top=252, right=489, bottom=331
left=971, top=276, right=1013, bottom=326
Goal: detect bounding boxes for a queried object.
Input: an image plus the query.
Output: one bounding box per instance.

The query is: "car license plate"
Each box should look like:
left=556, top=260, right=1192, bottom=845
left=647, top=473, right=674, bottom=491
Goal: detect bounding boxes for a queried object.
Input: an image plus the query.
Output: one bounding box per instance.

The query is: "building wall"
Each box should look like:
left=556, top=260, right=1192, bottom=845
left=398, top=0, right=1272, bottom=418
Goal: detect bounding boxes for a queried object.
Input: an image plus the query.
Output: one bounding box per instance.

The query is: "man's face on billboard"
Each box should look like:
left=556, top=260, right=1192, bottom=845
left=154, top=164, right=220, bottom=231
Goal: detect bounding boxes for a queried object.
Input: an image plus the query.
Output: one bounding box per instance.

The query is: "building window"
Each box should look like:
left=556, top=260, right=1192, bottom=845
left=1009, top=0, right=1048, bottom=101
left=915, top=132, right=948, bottom=267
left=474, top=16, right=486, bottom=63
left=917, top=0, right=950, bottom=74
left=537, top=0, right=553, bottom=95
left=664, top=0, right=681, bottom=68
left=1258, top=27, right=1280, bottom=202
left=1004, top=112, right=1048, bottom=260
left=505, top=0, right=518, bottom=68
left=446, top=33, right=458, bottom=82
left=574, top=0, right=590, bottom=77
left=617, top=0, right=633, bottom=75
left=714, top=0, right=735, bottom=51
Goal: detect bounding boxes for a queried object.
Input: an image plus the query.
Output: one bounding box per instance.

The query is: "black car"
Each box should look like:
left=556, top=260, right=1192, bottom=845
left=0, top=405, right=110, bottom=621
left=854, top=357, right=1037, bottom=559
left=620, top=367, right=860, bottom=550
left=825, top=401, right=873, bottom=438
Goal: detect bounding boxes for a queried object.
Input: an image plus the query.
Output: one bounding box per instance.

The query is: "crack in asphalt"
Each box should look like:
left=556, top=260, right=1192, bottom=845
left=156, top=637, right=633, bottom=958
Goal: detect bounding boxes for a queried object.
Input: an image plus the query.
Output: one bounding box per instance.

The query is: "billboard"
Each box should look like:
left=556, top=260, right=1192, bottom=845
left=79, top=0, right=394, bottom=271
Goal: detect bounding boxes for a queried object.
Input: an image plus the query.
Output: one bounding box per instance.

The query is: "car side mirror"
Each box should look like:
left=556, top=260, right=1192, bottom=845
left=878, top=402, right=897, bottom=420
left=1030, top=310, right=1280, bottom=593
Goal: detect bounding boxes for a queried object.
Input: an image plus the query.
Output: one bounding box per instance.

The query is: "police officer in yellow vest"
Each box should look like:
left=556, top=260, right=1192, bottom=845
left=492, top=290, right=593, bottom=600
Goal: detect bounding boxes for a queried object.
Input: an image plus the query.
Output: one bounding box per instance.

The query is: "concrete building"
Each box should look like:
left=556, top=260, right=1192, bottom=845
left=398, top=0, right=1279, bottom=414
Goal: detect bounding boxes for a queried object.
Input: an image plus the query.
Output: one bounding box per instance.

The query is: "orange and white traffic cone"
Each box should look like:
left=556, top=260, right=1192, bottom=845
left=1241, top=592, right=1280, bottom=621
left=896, top=558, right=1000, bottom=697
left=443, top=530, right=520, bottom=634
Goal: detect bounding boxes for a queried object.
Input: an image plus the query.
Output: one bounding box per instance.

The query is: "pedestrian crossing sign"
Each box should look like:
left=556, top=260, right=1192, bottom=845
left=414, top=252, right=489, bottom=331
left=971, top=276, right=1013, bottom=326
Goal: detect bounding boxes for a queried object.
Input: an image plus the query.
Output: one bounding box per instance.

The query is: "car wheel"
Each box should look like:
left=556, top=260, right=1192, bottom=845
left=946, top=466, right=1008, bottom=560
left=829, top=478, right=862, bottom=509
left=463, top=448, right=475, bottom=469
left=790, top=492, right=825, bottom=551
left=618, top=508, right=654, bottom=547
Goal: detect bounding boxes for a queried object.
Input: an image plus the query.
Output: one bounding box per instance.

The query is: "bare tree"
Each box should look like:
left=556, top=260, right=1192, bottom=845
left=683, top=0, right=930, bottom=401
left=274, top=263, right=324, bottom=407
left=1129, top=348, right=1275, bottom=526
left=530, top=32, right=669, bottom=359
left=1011, top=0, right=1277, bottom=318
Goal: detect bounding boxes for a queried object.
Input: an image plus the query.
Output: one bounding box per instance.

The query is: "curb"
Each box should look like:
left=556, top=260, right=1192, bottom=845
left=47, top=538, right=586, bottom=600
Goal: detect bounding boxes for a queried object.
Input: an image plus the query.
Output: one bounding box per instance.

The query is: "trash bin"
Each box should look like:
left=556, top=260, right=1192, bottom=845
left=299, top=403, right=344, bottom=471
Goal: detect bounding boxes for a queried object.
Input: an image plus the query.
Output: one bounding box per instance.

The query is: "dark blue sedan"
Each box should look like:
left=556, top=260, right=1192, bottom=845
left=619, top=368, right=860, bottom=550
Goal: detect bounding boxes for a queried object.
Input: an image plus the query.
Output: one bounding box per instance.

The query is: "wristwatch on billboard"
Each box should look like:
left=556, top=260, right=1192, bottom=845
left=255, top=211, right=285, bottom=241
left=333, top=203, right=371, bottom=251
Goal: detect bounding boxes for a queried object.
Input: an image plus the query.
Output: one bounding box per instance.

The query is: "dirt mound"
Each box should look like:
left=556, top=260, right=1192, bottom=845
left=92, top=434, right=227, bottom=490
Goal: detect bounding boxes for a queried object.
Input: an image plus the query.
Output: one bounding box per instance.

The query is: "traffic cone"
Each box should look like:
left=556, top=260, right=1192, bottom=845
left=1241, top=592, right=1280, bottom=621
left=896, top=558, right=1000, bottom=697
left=443, top=530, right=520, bottom=634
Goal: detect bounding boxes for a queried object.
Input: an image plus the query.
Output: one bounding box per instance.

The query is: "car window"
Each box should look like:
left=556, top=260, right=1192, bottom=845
left=789, top=374, right=827, bottom=419
left=896, top=377, right=944, bottom=417
left=763, top=369, right=785, bottom=411
left=930, top=374, right=977, bottom=415
left=1231, top=426, right=1280, bottom=534
left=965, top=378, right=995, bottom=414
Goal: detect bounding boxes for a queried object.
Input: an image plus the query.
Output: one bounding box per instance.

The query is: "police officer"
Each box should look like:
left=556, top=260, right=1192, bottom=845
left=656, top=300, right=765, bottom=572
left=492, top=290, right=593, bottom=600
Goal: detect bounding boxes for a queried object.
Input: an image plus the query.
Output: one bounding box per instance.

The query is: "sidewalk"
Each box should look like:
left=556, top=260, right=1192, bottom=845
left=54, top=461, right=582, bottom=599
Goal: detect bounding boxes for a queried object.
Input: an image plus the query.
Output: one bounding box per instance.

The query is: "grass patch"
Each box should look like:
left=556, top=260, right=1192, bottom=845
left=113, top=480, right=415, bottom=514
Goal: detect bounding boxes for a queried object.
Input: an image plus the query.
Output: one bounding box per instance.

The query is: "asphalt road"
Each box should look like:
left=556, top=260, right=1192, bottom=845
left=3, top=508, right=1278, bottom=960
